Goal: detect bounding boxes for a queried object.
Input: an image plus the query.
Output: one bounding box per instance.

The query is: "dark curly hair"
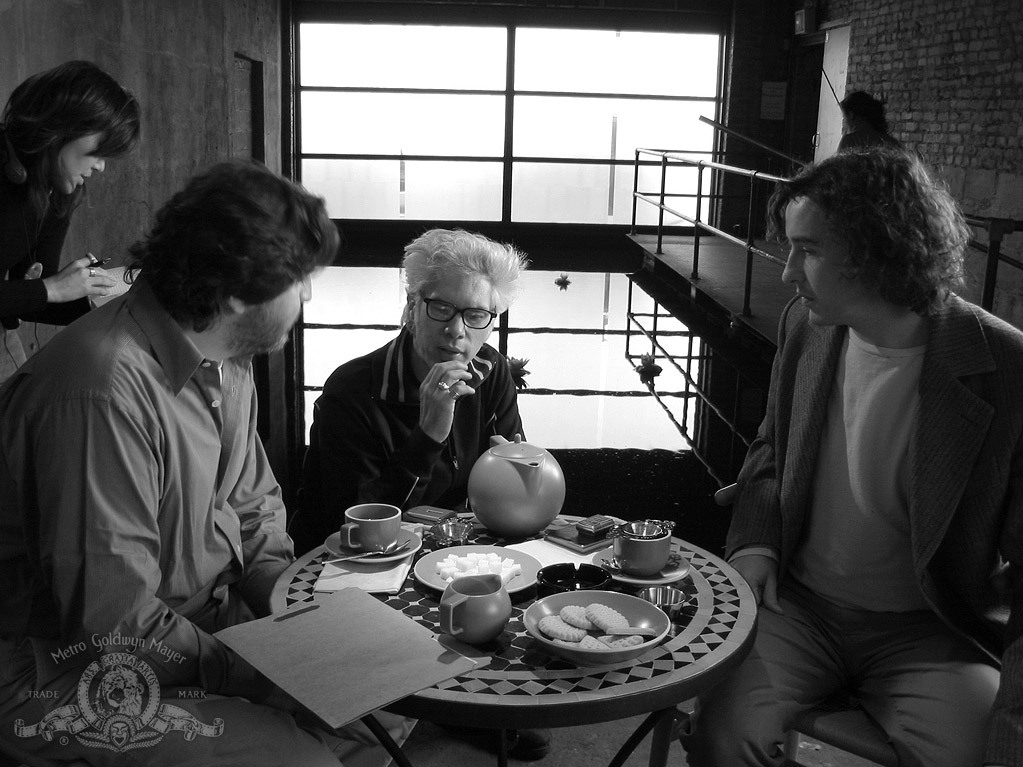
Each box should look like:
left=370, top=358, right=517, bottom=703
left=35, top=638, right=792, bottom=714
left=766, top=148, right=967, bottom=313
left=2, top=60, right=140, bottom=217
left=127, top=160, right=339, bottom=332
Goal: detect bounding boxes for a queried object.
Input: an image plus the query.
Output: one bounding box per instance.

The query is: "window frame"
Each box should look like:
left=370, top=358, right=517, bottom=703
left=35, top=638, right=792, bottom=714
left=278, top=2, right=733, bottom=501
left=290, top=2, right=731, bottom=238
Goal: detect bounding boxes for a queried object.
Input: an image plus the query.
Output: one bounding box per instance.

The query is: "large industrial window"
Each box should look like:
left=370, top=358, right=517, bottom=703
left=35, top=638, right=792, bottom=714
left=294, top=14, right=725, bottom=453
left=297, top=23, right=722, bottom=225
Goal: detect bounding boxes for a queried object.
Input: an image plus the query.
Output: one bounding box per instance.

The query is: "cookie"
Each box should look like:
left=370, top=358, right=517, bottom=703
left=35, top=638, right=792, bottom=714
left=578, top=635, right=609, bottom=650
left=538, top=615, right=588, bottom=642
left=598, top=634, right=644, bottom=648
left=559, top=605, right=596, bottom=630
left=585, top=603, right=629, bottom=632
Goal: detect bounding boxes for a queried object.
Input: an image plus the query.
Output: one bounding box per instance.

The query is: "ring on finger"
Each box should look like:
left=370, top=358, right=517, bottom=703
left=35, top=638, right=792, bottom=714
left=437, top=380, right=451, bottom=391
left=89, top=267, right=96, bottom=277
left=447, top=390, right=459, bottom=402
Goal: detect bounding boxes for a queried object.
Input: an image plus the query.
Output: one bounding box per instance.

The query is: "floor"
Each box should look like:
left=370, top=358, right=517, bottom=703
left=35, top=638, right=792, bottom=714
left=629, top=234, right=791, bottom=348
left=399, top=691, right=876, bottom=767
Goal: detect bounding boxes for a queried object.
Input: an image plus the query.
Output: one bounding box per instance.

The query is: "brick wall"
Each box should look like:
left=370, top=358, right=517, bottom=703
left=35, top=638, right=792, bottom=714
left=818, top=0, right=1023, bottom=324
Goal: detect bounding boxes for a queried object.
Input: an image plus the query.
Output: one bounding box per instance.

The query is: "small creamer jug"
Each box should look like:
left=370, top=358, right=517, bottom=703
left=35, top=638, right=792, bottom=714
left=439, top=573, right=512, bottom=644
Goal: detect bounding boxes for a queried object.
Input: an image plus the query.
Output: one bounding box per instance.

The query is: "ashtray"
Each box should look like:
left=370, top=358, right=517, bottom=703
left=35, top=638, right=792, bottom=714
left=535, top=562, right=613, bottom=598
left=429, top=519, right=472, bottom=548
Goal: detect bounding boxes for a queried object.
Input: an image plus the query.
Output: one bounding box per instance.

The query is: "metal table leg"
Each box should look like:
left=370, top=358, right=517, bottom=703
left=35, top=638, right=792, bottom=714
left=361, top=713, right=415, bottom=767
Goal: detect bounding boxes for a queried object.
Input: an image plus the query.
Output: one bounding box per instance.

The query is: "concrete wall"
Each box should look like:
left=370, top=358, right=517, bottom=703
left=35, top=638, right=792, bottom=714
left=816, top=0, right=1023, bottom=323
left=1, top=0, right=282, bottom=352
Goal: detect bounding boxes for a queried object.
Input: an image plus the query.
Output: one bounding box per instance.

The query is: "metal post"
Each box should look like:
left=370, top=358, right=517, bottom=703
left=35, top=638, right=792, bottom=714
left=656, top=155, right=667, bottom=254
left=692, top=163, right=705, bottom=280
left=741, top=172, right=759, bottom=317
left=631, top=149, right=640, bottom=235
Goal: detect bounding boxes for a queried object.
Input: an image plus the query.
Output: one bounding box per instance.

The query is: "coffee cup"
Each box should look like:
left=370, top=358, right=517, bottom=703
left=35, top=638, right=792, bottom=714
left=609, top=519, right=674, bottom=577
left=339, top=503, right=401, bottom=552
left=439, top=573, right=512, bottom=644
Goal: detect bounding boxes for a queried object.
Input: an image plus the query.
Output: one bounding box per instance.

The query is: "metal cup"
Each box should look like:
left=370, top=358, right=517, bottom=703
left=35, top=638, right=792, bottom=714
left=637, top=585, right=691, bottom=622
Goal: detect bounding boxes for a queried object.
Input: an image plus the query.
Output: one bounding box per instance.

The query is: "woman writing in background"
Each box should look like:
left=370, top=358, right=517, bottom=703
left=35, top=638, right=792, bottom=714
left=0, top=60, right=141, bottom=380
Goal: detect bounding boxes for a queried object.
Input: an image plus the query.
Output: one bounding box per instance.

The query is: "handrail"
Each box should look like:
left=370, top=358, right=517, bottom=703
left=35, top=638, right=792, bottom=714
left=698, top=116, right=806, bottom=169
left=632, top=148, right=786, bottom=317
left=964, top=214, right=1023, bottom=312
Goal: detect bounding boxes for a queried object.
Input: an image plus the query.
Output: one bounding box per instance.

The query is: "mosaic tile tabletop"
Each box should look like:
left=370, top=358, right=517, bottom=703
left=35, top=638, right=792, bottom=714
left=273, top=518, right=756, bottom=716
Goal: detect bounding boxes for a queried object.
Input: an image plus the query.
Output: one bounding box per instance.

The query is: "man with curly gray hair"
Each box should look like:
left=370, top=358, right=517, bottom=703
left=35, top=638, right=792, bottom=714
left=684, top=148, right=1023, bottom=766
left=297, top=229, right=529, bottom=552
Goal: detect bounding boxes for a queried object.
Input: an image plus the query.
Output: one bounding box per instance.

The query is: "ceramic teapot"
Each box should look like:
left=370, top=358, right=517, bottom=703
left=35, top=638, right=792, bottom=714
left=467, top=434, right=566, bottom=538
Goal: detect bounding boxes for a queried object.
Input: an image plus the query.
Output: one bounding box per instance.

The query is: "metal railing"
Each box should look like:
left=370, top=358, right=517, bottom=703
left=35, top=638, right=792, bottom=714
left=626, top=149, right=1023, bottom=483
left=967, top=214, right=1023, bottom=311
left=630, top=148, right=787, bottom=318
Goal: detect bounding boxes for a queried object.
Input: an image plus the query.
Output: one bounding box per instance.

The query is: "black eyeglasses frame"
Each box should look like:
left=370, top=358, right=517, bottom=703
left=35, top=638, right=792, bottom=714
left=420, top=296, right=498, bottom=330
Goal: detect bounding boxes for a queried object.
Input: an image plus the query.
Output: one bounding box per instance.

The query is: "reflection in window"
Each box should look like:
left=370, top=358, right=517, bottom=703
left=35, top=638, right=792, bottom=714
left=303, top=159, right=504, bottom=220
left=301, top=267, right=691, bottom=449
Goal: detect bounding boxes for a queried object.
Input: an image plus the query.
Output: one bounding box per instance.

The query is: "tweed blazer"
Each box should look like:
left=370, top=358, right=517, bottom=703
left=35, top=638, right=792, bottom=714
left=728, top=295, right=1023, bottom=763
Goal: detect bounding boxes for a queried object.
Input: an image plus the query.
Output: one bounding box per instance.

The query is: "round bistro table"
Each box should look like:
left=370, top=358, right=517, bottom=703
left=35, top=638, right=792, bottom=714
left=271, top=517, right=756, bottom=767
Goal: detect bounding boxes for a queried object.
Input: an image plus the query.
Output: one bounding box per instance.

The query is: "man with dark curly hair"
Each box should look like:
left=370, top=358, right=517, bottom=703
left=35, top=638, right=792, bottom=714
left=684, top=148, right=1023, bottom=766
left=0, top=161, right=409, bottom=765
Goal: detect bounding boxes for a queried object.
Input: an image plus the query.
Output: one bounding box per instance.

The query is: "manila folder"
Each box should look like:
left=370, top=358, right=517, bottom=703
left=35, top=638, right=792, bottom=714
left=215, top=587, right=479, bottom=728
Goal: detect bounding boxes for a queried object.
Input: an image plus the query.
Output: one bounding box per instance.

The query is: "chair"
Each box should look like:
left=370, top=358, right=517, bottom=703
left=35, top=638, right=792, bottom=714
left=783, top=694, right=898, bottom=766
left=714, top=484, right=900, bottom=767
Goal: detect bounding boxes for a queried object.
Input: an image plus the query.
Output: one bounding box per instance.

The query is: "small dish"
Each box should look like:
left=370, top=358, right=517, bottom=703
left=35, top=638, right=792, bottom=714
left=323, top=529, right=422, bottom=563
left=592, top=548, right=691, bottom=586
left=429, top=519, right=473, bottom=548
left=535, top=562, right=613, bottom=598
left=636, top=585, right=694, bottom=621
left=523, top=590, right=670, bottom=666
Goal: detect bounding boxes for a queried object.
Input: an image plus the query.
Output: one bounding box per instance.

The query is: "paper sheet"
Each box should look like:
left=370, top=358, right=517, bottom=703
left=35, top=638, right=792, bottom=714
left=504, top=538, right=599, bottom=568
left=314, top=559, right=412, bottom=595
left=216, top=588, right=481, bottom=729
left=90, top=266, right=131, bottom=307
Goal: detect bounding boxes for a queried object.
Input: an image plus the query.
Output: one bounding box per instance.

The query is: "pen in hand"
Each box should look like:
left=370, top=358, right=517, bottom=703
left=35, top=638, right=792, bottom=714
left=86, top=252, right=111, bottom=267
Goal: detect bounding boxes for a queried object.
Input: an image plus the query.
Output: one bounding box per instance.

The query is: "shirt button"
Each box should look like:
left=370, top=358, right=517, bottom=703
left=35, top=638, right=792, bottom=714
left=202, top=361, right=212, bottom=368
left=211, top=400, right=221, bottom=408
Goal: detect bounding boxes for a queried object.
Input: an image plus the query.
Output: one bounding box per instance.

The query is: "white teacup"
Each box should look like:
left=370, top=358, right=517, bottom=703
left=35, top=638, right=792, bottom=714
left=339, top=503, right=401, bottom=552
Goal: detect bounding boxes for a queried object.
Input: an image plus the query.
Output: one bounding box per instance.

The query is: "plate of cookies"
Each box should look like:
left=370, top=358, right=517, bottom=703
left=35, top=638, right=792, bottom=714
left=523, top=590, right=671, bottom=666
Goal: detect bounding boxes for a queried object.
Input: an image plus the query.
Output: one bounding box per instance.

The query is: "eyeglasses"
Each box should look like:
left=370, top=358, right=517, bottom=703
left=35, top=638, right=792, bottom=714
left=421, top=296, right=497, bottom=330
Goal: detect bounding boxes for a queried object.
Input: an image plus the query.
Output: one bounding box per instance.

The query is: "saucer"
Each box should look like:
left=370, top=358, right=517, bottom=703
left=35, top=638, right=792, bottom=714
left=323, top=529, right=422, bottom=563
left=592, top=548, right=691, bottom=586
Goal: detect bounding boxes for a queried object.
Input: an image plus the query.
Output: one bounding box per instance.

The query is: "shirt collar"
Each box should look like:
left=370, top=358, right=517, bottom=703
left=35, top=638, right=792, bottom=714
left=126, top=276, right=208, bottom=395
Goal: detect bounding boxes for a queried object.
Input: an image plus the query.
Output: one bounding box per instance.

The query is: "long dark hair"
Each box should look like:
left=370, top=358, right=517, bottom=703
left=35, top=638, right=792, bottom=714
left=1, top=60, right=141, bottom=217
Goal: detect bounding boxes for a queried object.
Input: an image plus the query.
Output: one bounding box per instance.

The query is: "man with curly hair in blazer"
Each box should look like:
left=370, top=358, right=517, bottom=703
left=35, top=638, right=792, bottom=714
left=684, top=148, right=1023, bottom=767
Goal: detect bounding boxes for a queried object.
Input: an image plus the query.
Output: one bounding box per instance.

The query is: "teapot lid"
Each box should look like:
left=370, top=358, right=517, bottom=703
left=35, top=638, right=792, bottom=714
left=489, top=433, right=547, bottom=462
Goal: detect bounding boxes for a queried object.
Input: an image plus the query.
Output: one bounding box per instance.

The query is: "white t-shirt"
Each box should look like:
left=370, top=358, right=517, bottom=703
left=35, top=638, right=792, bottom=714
left=789, top=330, right=929, bottom=612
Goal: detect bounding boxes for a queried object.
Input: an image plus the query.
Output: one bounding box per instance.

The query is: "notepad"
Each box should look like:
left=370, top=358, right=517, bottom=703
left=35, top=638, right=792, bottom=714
left=215, top=588, right=482, bottom=729
left=90, top=266, right=131, bottom=307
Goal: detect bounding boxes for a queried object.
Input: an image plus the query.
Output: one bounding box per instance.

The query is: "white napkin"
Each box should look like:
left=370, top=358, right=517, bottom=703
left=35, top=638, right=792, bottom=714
left=314, top=558, right=413, bottom=595
left=504, top=538, right=598, bottom=568
left=314, top=523, right=423, bottom=595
